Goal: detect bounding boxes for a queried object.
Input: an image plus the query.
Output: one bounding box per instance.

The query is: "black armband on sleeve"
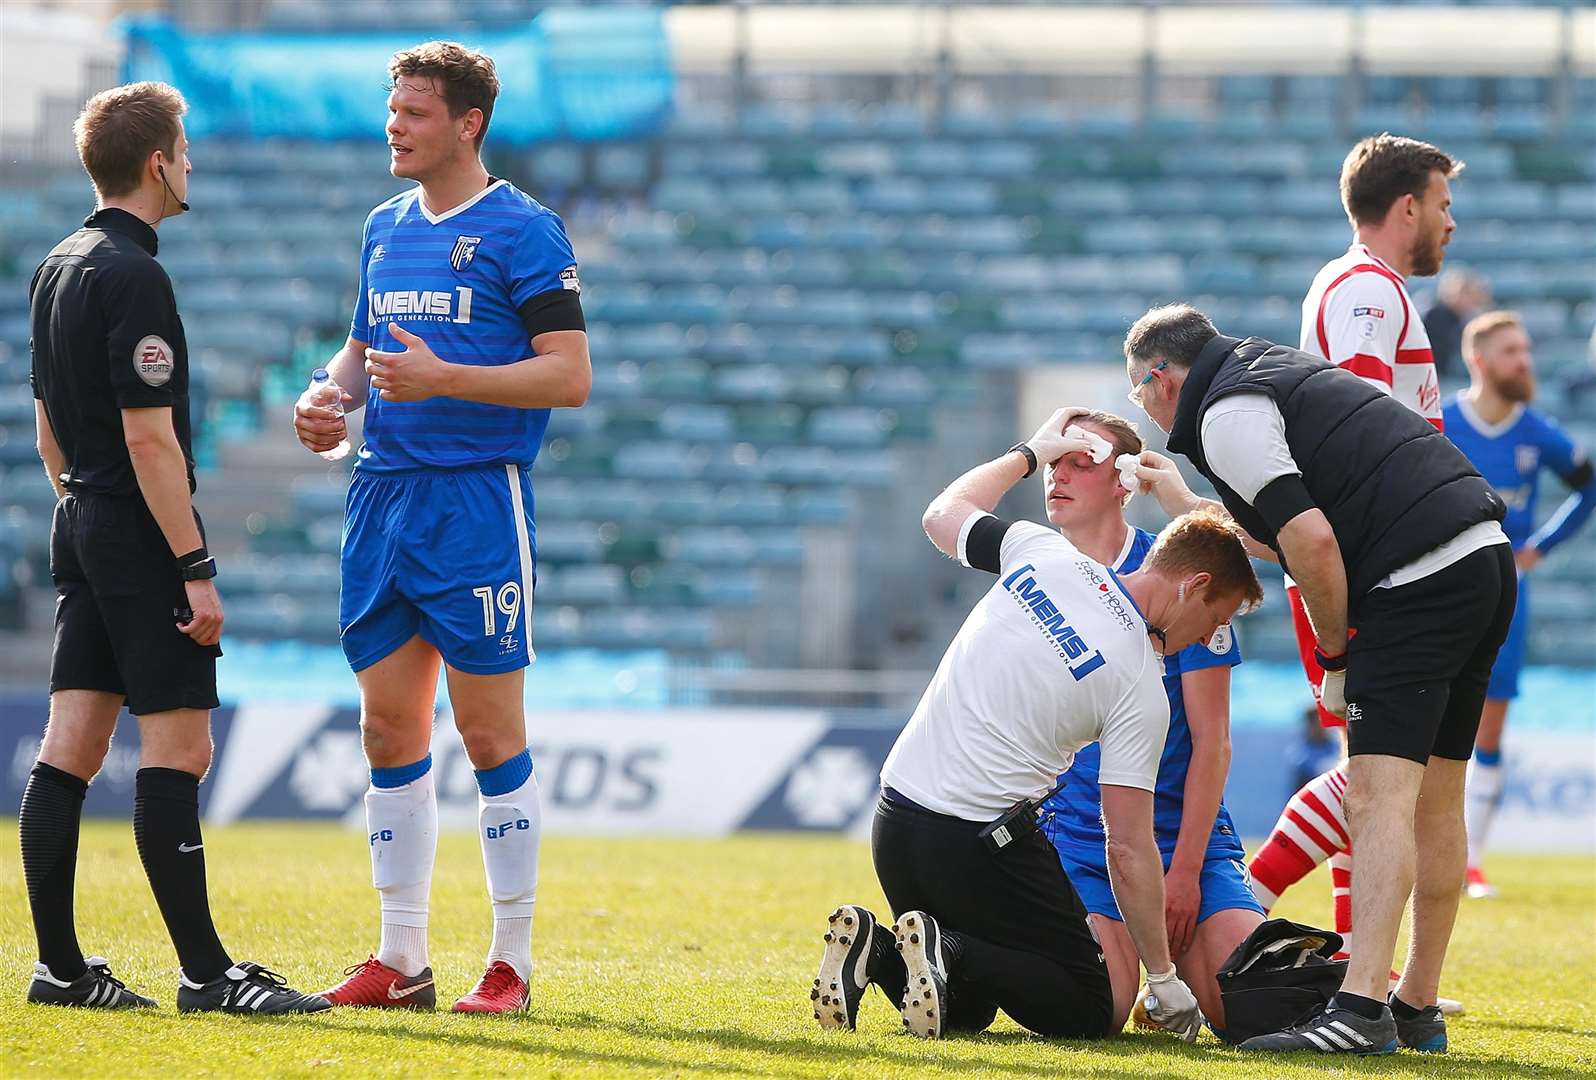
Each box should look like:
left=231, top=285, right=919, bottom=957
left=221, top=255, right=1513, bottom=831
left=517, top=289, right=586, bottom=338
left=965, top=515, right=1014, bottom=574
left=1562, top=457, right=1594, bottom=491
left=1254, top=474, right=1318, bottom=533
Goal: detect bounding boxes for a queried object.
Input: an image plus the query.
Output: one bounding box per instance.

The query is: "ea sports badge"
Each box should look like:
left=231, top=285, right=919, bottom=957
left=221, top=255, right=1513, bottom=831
left=133, top=334, right=174, bottom=387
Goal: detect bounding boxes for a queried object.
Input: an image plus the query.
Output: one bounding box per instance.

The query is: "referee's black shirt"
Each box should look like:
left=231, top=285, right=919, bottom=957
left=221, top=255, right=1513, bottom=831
left=29, top=207, right=195, bottom=497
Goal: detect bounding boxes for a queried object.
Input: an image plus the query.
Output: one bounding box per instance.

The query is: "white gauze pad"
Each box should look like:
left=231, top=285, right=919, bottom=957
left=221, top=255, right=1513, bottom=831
left=1115, top=453, right=1141, bottom=496
left=1063, top=425, right=1113, bottom=464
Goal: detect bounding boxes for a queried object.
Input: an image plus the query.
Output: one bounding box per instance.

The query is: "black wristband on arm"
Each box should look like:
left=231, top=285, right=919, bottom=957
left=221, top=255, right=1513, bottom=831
left=176, top=546, right=209, bottom=569
left=1253, top=474, right=1318, bottom=533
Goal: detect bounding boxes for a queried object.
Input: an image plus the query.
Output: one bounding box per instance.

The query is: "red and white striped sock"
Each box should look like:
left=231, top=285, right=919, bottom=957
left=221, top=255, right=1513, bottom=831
left=1329, top=849, right=1354, bottom=956
left=1246, top=765, right=1349, bottom=911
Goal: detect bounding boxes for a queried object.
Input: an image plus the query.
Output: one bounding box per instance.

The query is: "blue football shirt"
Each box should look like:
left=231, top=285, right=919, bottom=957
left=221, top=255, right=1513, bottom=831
left=1443, top=393, right=1595, bottom=554
left=350, top=179, right=580, bottom=472
left=1042, top=526, right=1245, bottom=860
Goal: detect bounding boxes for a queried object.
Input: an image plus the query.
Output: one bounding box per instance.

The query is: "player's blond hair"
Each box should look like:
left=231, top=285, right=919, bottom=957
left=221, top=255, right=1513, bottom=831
left=390, top=41, right=500, bottom=149
left=73, top=81, right=186, bottom=198
left=1462, top=310, right=1525, bottom=360
left=1142, top=508, right=1264, bottom=611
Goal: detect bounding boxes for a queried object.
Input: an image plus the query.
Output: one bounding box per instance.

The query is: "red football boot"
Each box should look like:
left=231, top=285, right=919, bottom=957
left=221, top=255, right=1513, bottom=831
left=451, top=960, right=529, bottom=1014
left=319, top=955, right=436, bottom=1010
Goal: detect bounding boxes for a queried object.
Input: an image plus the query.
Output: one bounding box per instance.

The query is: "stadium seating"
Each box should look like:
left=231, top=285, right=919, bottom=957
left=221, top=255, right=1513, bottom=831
left=1, top=54, right=1592, bottom=666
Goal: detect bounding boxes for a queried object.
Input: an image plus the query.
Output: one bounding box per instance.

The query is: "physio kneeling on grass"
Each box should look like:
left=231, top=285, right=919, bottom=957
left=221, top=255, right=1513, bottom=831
left=808, top=406, right=1261, bottom=1042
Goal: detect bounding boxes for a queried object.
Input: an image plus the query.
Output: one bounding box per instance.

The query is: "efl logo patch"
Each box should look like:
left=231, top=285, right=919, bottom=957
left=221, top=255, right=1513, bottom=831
left=1353, top=306, right=1385, bottom=319
left=450, top=234, right=482, bottom=271
left=133, top=334, right=174, bottom=387
left=560, top=265, right=581, bottom=292
left=1205, top=624, right=1233, bottom=655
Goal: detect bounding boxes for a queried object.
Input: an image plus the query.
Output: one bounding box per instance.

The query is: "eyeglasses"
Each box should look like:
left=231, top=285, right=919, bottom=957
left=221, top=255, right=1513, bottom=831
left=1127, top=360, right=1168, bottom=409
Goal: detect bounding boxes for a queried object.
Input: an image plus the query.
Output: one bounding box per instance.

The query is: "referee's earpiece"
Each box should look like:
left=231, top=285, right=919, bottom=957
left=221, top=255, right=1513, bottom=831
left=1177, top=581, right=1186, bottom=605
left=158, top=160, right=189, bottom=213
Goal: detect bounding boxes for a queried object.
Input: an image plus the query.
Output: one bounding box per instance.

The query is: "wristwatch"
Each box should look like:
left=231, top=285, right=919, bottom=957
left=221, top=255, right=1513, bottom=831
left=1313, top=645, right=1348, bottom=672
left=1008, top=442, right=1038, bottom=478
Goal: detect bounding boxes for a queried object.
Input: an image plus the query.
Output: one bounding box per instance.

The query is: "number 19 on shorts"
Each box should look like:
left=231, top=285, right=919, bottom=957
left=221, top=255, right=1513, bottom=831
left=472, top=582, right=523, bottom=637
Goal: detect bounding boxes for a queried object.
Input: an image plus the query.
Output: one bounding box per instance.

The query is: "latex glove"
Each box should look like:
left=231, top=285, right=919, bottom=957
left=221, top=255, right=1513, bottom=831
left=1143, top=967, right=1203, bottom=1042
left=1132, top=450, right=1201, bottom=517
left=1063, top=424, right=1113, bottom=464
left=1319, top=667, right=1348, bottom=719
left=1114, top=453, right=1142, bottom=498
left=1024, top=407, right=1095, bottom=466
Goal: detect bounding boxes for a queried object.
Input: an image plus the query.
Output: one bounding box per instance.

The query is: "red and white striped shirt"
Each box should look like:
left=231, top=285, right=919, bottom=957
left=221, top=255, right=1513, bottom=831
left=1299, top=243, right=1443, bottom=430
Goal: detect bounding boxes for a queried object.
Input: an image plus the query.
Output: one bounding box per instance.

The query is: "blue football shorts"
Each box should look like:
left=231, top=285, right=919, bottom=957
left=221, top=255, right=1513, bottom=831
left=1056, top=841, right=1265, bottom=924
left=1486, top=575, right=1528, bottom=701
left=340, top=464, right=537, bottom=675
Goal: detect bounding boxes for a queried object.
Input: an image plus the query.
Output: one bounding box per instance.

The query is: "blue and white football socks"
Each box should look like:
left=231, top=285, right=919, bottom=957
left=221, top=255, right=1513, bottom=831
left=368, top=755, right=437, bottom=978
left=476, top=749, right=540, bottom=982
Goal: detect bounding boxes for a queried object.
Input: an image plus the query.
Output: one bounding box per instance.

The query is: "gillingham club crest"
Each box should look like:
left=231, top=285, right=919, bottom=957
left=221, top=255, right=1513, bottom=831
left=450, top=234, right=482, bottom=271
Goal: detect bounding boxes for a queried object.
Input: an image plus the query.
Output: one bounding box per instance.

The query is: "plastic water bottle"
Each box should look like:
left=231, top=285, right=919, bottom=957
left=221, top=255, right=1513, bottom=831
left=308, top=368, right=351, bottom=462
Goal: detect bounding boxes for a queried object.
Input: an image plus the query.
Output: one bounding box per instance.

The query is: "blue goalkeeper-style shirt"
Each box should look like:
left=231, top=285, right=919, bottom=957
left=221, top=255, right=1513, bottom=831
left=1043, top=526, right=1245, bottom=860
left=1443, top=393, right=1596, bottom=554
left=350, top=179, right=582, bottom=473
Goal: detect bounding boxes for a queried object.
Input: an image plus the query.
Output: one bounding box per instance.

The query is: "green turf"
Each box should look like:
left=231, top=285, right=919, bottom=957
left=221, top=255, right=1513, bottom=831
left=1, top=823, right=1591, bottom=1078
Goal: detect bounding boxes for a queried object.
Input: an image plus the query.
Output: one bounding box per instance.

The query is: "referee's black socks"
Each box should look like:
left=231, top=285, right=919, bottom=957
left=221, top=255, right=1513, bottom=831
left=133, top=767, right=233, bottom=984
left=19, top=761, right=89, bottom=981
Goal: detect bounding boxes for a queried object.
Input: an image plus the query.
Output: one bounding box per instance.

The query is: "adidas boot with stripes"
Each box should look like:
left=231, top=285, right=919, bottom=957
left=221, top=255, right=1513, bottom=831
left=177, top=962, right=331, bottom=1015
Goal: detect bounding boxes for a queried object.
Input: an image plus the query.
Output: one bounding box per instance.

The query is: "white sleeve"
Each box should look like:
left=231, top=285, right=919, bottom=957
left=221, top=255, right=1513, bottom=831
left=1319, top=271, right=1405, bottom=395
left=1199, top=392, right=1302, bottom=504
left=956, top=510, right=988, bottom=569
left=1097, top=663, right=1169, bottom=791
left=998, top=519, right=1067, bottom=572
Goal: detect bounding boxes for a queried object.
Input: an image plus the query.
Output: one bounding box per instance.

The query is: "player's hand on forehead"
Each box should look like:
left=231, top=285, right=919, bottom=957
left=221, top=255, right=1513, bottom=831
left=1025, top=407, right=1101, bottom=466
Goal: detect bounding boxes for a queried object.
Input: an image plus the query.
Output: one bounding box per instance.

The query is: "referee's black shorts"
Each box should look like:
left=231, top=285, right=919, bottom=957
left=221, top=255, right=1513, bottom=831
left=1344, top=542, right=1516, bottom=763
left=49, top=493, right=221, bottom=715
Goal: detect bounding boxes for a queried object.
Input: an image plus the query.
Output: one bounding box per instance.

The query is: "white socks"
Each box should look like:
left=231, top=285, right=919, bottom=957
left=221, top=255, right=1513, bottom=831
left=476, top=749, right=541, bottom=982
left=367, top=759, right=438, bottom=978
left=1466, top=749, right=1506, bottom=868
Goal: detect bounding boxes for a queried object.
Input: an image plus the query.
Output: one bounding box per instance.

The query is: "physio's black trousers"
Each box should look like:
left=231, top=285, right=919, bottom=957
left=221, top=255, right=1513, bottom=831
left=871, top=791, right=1114, bottom=1038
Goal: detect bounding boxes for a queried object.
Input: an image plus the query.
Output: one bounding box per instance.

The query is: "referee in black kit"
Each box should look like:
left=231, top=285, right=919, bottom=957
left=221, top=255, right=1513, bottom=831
left=20, top=82, right=326, bottom=1015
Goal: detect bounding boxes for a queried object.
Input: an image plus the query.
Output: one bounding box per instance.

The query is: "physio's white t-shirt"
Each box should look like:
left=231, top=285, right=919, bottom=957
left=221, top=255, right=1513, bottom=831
left=880, top=517, right=1169, bottom=821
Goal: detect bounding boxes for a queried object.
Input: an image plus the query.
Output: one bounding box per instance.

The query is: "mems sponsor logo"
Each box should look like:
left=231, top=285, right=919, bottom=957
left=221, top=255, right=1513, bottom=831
left=368, top=286, right=473, bottom=326
left=1002, top=563, right=1106, bottom=680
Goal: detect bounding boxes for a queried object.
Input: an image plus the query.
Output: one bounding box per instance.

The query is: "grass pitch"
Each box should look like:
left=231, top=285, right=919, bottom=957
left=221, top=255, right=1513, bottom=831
left=1, top=822, right=1590, bottom=1078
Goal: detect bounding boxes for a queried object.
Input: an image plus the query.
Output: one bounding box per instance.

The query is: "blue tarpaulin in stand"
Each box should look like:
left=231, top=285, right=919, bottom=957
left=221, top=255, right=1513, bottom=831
left=120, top=9, right=672, bottom=144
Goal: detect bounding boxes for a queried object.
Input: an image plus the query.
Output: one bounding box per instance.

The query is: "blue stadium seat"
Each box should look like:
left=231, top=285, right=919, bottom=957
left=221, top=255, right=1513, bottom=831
left=1213, top=103, right=1273, bottom=140
left=943, top=106, right=1009, bottom=139
left=1421, top=108, right=1487, bottom=141
left=807, top=407, right=890, bottom=448
left=1217, top=75, right=1276, bottom=104
left=1008, top=106, right=1070, bottom=139
left=872, top=104, right=932, bottom=141
left=659, top=404, right=735, bottom=443
left=1491, top=105, right=1551, bottom=141
left=668, top=527, right=756, bottom=566
left=539, top=564, right=627, bottom=607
